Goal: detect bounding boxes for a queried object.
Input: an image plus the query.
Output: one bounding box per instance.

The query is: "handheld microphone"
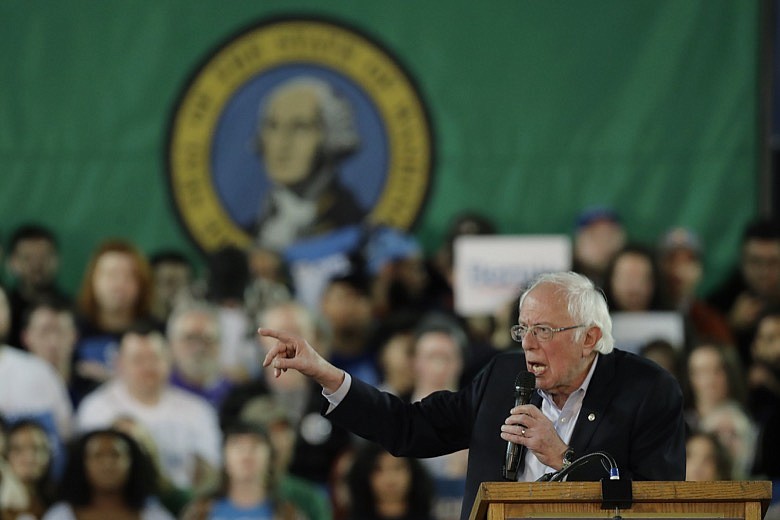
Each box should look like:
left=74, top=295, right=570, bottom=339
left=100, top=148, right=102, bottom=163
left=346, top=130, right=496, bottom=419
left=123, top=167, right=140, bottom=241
left=503, top=370, right=537, bottom=480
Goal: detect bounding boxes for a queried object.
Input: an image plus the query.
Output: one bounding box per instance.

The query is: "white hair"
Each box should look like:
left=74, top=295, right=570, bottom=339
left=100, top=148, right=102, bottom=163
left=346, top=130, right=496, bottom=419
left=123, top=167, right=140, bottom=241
left=519, top=271, right=614, bottom=354
left=259, top=76, right=360, bottom=158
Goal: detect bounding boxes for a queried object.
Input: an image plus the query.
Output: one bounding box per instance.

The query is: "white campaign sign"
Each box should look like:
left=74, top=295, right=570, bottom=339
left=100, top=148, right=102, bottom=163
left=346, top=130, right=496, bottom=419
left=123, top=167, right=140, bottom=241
left=610, top=311, right=685, bottom=354
left=453, top=235, right=571, bottom=316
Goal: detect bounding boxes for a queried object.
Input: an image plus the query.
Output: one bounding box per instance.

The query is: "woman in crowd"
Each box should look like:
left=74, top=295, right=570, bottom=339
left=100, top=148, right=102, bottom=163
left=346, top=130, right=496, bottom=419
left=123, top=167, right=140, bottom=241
left=603, top=244, right=666, bottom=312
left=5, top=419, right=55, bottom=517
left=683, top=342, right=747, bottom=432
left=346, top=443, right=434, bottom=520
left=42, top=428, right=172, bottom=520
left=73, top=240, right=156, bottom=402
left=180, top=420, right=302, bottom=520
left=685, top=430, right=732, bottom=481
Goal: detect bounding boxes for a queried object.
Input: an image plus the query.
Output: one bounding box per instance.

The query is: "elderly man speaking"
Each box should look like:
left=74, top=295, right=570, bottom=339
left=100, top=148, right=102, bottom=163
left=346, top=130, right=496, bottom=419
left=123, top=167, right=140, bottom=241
left=260, top=271, right=685, bottom=519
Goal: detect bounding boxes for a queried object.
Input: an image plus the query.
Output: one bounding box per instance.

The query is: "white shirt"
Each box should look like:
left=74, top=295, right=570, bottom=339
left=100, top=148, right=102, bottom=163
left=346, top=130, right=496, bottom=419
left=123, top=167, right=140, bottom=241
left=0, top=346, right=74, bottom=439
left=77, top=380, right=221, bottom=489
left=518, top=354, right=599, bottom=482
left=43, top=501, right=174, bottom=520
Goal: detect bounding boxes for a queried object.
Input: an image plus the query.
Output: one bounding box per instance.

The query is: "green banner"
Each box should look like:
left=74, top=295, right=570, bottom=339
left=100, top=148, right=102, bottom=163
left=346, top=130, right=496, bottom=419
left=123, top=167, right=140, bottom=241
left=0, top=0, right=759, bottom=294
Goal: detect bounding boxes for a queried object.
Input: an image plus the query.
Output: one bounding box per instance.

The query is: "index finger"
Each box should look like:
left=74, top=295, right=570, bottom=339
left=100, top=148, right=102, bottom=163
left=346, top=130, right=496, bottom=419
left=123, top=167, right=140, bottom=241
left=512, top=404, right=539, bottom=416
left=258, top=327, right=298, bottom=343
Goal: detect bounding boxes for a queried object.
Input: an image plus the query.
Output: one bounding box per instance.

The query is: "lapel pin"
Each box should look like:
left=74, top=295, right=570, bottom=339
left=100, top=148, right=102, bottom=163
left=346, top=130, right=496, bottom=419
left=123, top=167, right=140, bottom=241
left=588, top=413, right=596, bottom=421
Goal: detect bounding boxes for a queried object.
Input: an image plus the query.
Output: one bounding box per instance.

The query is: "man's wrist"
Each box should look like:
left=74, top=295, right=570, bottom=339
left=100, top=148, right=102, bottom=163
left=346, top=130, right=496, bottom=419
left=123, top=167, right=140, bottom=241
left=320, top=366, right=346, bottom=394
left=561, top=446, right=575, bottom=470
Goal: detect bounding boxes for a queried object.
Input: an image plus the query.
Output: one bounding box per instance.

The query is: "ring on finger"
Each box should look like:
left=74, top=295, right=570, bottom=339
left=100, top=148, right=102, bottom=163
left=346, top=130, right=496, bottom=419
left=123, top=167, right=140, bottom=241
left=521, top=428, right=526, bottom=437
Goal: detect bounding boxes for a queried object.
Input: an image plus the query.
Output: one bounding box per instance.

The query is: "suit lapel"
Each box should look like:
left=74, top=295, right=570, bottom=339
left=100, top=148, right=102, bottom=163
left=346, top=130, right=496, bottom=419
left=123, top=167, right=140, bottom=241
left=569, top=352, right=617, bottom=454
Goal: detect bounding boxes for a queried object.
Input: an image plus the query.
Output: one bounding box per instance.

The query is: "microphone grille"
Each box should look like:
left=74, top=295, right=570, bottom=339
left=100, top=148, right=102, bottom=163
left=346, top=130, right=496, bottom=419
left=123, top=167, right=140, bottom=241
left=515, top=370, right=536, bottom=391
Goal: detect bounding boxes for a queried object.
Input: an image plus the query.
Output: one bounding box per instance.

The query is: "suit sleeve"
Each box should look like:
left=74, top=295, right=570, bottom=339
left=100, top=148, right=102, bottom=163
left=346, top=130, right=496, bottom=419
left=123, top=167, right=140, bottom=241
left=325, top=356, right=498, bottom=458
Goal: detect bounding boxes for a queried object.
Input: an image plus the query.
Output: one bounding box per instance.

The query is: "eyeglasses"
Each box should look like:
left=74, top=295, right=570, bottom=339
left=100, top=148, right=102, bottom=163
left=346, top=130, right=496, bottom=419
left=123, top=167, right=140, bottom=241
left=510, top=324, right=585, bottom=342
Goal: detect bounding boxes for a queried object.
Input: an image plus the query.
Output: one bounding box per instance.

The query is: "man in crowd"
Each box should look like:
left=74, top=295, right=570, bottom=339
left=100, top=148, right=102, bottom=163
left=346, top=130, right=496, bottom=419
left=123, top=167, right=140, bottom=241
left=77, top=323, right=221, bottom=492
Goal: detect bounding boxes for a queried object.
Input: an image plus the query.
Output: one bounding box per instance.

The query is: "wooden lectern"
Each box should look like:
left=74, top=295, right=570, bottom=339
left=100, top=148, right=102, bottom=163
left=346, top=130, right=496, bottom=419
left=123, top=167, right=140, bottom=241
left=469, top=481, right=772, bottom=520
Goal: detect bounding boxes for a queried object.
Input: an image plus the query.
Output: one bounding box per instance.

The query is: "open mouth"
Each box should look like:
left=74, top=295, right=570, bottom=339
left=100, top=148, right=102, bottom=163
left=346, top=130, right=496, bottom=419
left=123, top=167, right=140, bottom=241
left=528, top=363, right=546, bottom=376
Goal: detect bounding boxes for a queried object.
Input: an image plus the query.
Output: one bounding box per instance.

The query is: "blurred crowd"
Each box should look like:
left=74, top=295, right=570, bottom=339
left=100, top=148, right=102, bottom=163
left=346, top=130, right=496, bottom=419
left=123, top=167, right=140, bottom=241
left=1, top=207, right=779, bottom=519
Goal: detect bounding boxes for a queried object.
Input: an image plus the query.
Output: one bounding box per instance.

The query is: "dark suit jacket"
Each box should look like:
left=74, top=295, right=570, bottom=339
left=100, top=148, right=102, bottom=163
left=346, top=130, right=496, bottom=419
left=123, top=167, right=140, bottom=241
left=326, top=349, right=685, bottom=520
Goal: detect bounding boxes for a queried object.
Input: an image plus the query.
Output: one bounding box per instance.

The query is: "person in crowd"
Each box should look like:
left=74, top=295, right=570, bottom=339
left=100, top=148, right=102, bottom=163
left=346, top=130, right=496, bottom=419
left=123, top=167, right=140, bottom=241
left=602, top=244, right=665, bottom=313
left=74, top=239, right=156, bottom=390
left=205, top=246, right=259, bottom=383
left=42, top=428, right=173, bottom=520
left=656, top=227, right=733, bottom=347
left=375, top=327, right=415, bottom=400
left=148, top=250, right=195, bottom=324
left=260, top=271, right=686, bottom=519
left=319, top=273, right=380, bottom=387
left=251, top=300, right=352, bottom=488
left=699, top=401, right=758, bottom=480
left=20, top=297, right=80, bottom=406
left=639, top=339, right=680, bottom=380
left=428, top=211, right=497, bottom=314
left=240, top=396, right=333, bottom=520
left=111, top=416, right=193, bottom=518
left=327, top=449, right=355, bottom=520
left=0, top=285, right=73, bottom=446
left=685, top=430, right=732, bottom=481
left=167, top=302, right=234, bottom=409
left=409, top=315, right=468, bottom=519
left=179, top=421, right=303, bottom=520
left=748, top=308, right=780, bottom=478
left=571, top=207, right=627, bottom=289
left=346, top=442, right=435, bottom=520
left=5, top=419, right=55, bottom=517
left=0, top=428, right=31, bottom=520
left=3, top=224, right=69, bottom=349
left=77, top=324, right=221, bottom=492
left=364, top=227, right=432, bottom=319
left=708, top=218, right=780, bottom=365
left=683, top=342, right=746, bottom=432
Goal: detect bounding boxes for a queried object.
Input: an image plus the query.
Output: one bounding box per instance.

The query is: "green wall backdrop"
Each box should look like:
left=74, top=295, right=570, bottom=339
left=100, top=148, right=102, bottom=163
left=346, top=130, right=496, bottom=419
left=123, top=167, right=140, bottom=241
left=0, top=1, right=760, bottom=295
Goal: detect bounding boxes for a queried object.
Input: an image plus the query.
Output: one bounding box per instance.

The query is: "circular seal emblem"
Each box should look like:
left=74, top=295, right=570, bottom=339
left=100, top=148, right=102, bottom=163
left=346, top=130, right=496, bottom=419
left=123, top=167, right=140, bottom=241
left=166, top=16, right=434, bottom=254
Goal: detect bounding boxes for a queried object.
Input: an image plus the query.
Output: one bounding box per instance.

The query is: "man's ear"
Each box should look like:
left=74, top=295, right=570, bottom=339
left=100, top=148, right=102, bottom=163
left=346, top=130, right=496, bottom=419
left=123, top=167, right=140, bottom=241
left=582, top=326, right=602, bottom=356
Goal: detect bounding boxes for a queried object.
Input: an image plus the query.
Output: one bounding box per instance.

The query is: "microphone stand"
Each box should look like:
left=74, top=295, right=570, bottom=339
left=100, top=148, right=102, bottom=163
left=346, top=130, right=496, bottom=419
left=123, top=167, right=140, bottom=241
left=534, top=451, right=631, bottom=518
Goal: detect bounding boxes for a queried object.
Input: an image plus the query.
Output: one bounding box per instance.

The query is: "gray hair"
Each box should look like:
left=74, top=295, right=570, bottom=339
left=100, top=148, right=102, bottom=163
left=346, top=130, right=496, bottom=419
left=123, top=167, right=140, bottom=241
left=166, top=301, right=221, bottom=341
left=258, top=76, right=360, bottom=158
left=519, top=271, right=614, bottom=354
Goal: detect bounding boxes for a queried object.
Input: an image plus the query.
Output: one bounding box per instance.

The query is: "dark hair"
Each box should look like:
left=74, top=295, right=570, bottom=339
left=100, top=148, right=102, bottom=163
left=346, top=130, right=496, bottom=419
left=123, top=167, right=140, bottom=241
left=20, top=294, right=76, bottom=331
left=683, top=342, right=747, bottom=410
left=149, top=249, right=193, bottom=269
left=602, top=243, right=665, bottom=312
left=325, top=272, right=371, bottom=298
left=215, top=420, right=278, bottom=500
left=413, top=312, right=470, bottom=364
left=639, top=339, right=680, bottom=379
left=347, top=442, right=433, bottom=520
left=686, top=429, right=733, bottom=480
left=6, top=418, right=56, bottom=507
left=206, top=246, right=250, bottom=302
left=742, top=218, right=780, bottom=243
left=58, top=429, right=158, bottom=510
left=8, top=224, right=58, bottom=254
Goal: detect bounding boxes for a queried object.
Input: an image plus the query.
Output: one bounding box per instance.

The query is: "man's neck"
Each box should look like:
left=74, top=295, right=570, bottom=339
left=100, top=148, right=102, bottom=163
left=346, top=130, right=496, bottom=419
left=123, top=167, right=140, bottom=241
left=229, top=480, right=267, bottom=508
left=126, top=384, right=163, bottom=406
